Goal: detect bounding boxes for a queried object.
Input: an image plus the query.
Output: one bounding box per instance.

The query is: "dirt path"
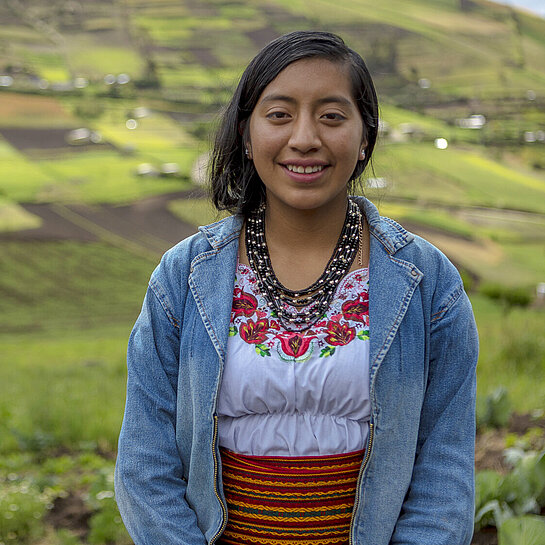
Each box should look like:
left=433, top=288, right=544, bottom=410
left=0, top=190, right=203, bottom=259
left=2, top=192, right=541, bottom=280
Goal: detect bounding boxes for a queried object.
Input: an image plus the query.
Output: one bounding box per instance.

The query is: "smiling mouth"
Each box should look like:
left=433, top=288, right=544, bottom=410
left=284, top=164, right=326, bottom=174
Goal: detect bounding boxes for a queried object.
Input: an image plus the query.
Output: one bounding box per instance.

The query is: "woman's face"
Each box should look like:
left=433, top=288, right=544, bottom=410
left=248, top=57, right=365, bottom=216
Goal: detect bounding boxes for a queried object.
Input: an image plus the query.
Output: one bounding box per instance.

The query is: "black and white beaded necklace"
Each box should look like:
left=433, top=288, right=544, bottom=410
left=245, top=199, right=362, bottom=332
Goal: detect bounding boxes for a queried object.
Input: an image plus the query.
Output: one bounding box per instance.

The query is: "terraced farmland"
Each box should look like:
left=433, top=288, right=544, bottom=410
left=1, top=1, right=544, bottom=544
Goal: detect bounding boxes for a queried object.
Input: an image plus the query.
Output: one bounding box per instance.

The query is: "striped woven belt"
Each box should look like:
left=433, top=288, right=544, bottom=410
left=218, top=447, right=364, bottom=545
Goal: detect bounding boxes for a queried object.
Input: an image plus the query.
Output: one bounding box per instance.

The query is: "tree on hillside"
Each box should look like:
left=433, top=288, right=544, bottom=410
left=459, top=0, right=472, bottom=11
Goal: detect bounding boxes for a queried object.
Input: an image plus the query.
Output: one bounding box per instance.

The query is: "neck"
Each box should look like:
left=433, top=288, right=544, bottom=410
left=264, top=197, right=349, bottom=253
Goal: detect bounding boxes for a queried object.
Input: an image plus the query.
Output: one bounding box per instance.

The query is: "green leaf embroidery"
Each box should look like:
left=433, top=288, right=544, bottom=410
left=229, top=326, right=238, bottom=336
left=255, top=344, right=271, bottom=357
left=357, top=330, right=370, bottom=341
left=320, top=346, right=336, bottom=358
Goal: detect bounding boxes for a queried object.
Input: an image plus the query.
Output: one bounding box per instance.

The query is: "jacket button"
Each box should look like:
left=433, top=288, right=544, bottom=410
left=411, top=270, right=418, bottom=277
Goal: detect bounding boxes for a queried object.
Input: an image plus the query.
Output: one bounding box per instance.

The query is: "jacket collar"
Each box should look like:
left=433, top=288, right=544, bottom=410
left=197, top=197, right=414, bottom=257
left=198, top=214, right=243, bottom=251
left=192, top=198, right=422, bottom=377
left=353, top=196, right=414, bottom=255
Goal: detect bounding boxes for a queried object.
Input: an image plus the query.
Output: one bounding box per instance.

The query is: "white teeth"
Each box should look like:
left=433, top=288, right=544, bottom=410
left=286, top=164, right=324, bottom=173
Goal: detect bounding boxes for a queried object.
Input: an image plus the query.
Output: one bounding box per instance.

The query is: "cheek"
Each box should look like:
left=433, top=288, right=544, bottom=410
left=252, top=128, right=286, bottom=153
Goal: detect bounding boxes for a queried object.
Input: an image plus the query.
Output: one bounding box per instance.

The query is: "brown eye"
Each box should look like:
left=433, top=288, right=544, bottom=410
left=266, top=111, right=290, bottom=120
left=322, top=112, right=346, bottom=121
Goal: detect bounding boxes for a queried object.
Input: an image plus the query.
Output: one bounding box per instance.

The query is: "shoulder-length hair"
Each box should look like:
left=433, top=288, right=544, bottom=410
left=209, top=30, right=379, bottom=216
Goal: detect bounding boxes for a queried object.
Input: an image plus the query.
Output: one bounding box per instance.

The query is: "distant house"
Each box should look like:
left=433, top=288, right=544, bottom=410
left=136, top=163, right=159, bottom=177
left=66, top=128, right=102, bottom=145
left=160, top=163, right=180, bottom=177
left=365, top=177, right=388, bottom=189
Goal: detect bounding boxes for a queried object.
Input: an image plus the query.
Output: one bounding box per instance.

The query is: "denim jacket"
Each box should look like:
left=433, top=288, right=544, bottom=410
left=115, top=197, right=478, bottom=545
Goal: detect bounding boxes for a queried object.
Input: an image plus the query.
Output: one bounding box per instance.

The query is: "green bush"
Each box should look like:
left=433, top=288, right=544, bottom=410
left=501, top=334, right=545, bottom=375
left=475, top=449, right=545, bottom=531
left=85, top=466, right=131, bottom=545
left=480, top=283, right=532, bottom=308
left=477, top=387, right=513, bottom=429
left=88, top=499, right=131, bottom=545
left=498, top=515, right=545, bottom=545
left=475, top=470, right=505, bottom=529
left=0, top=477, right=53, bottom=544
left=55, top=529, right=83, bottom=545
left=459, top=268, right=476, bottom=293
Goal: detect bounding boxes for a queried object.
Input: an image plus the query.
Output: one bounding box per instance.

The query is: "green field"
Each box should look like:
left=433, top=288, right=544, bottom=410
left=1, top=0, right=545, bottom=543
left=0, top=241, right=155, bottom=334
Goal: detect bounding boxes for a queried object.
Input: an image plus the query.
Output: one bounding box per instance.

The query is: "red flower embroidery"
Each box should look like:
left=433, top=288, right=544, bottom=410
left=278, top=333, right=313, bottom=358
left=325, top=321, right=356, bottom=346
left=269, top=320, right=281, bottom=331
left=341, top=293, right=369, bottom=322
left=232, top=290, right=258, bottom=318
left=239, top=318, right=269, bottom=344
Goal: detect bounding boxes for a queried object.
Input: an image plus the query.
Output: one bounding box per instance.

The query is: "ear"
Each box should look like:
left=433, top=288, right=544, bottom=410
left=359, top=138, right=368, bottom=160
left=239, top=120, right=252, bottom=159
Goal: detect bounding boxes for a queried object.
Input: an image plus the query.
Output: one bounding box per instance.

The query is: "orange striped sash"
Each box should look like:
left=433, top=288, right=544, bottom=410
left=218, top=448, right=364, bottom=545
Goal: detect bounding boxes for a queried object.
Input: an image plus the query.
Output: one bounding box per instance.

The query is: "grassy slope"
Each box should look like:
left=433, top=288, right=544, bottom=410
left=1, top=329, right=129, bottom=453
left=1, top=0, right=544, bottom=210
left=277, top=0, right=545, bottom=93
left=0, top=241, right=155, bottom=334
left=0, top=101, right=198, bottom=203
left=0, top=5, right=544, bottom=541
left=0, top=1, right=543, bottom=411
left=0, top=265, right=542, bottom=460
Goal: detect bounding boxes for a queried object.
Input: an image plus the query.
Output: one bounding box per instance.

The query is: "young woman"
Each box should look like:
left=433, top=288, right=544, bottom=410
left=115, top=31, right=479, bottom=545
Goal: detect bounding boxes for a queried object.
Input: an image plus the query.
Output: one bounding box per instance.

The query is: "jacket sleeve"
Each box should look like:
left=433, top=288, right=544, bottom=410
left=114, top=278, right=207, bottom=545
left=390, top=283, right=478, bottom=545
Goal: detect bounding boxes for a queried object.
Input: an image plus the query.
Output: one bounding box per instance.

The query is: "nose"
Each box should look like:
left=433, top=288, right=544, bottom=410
left=288, top=114, right=321, bottom=153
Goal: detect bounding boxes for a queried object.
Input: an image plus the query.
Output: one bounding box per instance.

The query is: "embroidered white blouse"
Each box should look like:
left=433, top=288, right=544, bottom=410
left=217, top=263, right=371, bottom=456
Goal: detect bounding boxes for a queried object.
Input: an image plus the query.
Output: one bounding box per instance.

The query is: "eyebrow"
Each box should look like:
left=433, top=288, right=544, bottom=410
left=259, top=94, right=354, bottom=107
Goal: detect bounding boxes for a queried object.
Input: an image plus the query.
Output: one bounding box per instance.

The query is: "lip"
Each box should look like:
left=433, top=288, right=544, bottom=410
left=279, top=159, right=330, bottom=183
left=281, top=159, right=329, bottom=168
left=281, top=164, right=329, bottom=183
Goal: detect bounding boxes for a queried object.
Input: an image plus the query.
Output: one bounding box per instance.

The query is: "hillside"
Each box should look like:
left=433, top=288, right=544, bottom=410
left=0, top=0, right=544, bottom=289
left=1, top=4, right=545, bottom=545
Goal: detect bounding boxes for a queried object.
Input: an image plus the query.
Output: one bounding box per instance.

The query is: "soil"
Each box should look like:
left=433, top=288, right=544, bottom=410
left=0, top=92, right=74, bottom=120
left=245, top=27, right=281, bottom=49
left=0, top=189, right=204, bottom=257
left=0, top=127, right=114, bottom=152
left=45, top=492, right=91, bottom=539
left=472, top=527, right=499, bottom=545
left=260, top=5, right=310, bottom=25
left=476, top=413, right=545, bottom=475
left=187, top=47, right=222, bottom=67
left=475, top=429, right=510, bottom=473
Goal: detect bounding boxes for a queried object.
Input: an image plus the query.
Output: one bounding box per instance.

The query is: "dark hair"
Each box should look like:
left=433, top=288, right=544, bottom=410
left=210, top=30, right=379, bottom=216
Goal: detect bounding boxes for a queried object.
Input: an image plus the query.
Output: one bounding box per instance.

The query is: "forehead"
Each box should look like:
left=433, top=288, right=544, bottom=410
left=256, top=57, right=355, bottom=104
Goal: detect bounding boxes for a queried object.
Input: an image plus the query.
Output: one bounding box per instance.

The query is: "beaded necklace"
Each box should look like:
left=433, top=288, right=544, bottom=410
left=245, top=199, right=362, bottom=332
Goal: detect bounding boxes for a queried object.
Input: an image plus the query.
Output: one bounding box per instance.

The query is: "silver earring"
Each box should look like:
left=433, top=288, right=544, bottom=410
left=360, top=149, right=366, bottom=160
left=245, top=148, right=249, bottom=158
